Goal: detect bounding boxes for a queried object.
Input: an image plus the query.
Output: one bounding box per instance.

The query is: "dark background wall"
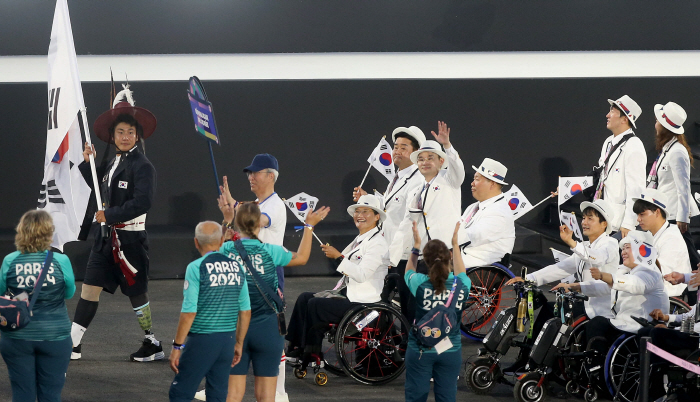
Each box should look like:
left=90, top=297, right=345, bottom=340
left=2, top=1, right=700, bottom=277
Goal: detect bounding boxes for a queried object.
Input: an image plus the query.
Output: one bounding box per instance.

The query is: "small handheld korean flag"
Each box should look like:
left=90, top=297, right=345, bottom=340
left=285, top=192, right=318, bottom=223
left=550, top=248, right=575, bottom=282
left=507, top=185, right=533, bottom=218
left=559, top=210, right=584, bottom=242
left=368, top=137, right=395, bottom=182
left=558, top=176, right=593, bottom=206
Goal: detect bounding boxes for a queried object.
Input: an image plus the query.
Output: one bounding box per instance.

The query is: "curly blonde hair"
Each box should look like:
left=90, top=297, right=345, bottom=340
left=15, top=210, right=54, bottom=254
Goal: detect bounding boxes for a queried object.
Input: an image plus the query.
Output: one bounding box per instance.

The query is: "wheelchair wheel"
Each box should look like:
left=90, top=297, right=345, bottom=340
left=321, top=325, right=344, bottom=376
left=464, top=358, right=497, bottom=394
left=334, top=303, right=409, bottom=385
left=670, top=296, right=691, bottom=315
left=461, top=264, right=516, bottom=340
left=605, top=334, right=639, bottom=402
left=513, top=372, right=548, bottom=402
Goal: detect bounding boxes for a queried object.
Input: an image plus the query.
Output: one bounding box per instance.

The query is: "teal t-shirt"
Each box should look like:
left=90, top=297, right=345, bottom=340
left=0, top=250, right=75, bottom=341
left=182, top=251, right=251, bottom=334
left=220, top=239, right=292, bottom=323
left=405, top=271, right=471, bottom=353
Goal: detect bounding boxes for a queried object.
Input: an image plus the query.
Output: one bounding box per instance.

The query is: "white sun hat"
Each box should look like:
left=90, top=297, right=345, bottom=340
left=607, top=95, right=641, bottom=129
left=471, top=158, right=508, bottom=185
left=654, top=102, right=687, bottom=135
left=631, top=188, right=668, bottom=215
left=347, top=194, right=387, bottom=222
left=580, top=199, right=615, bottom=235
left=392, top=126, right=427, bottom=148
left=409, top=140, right=447, bottom=166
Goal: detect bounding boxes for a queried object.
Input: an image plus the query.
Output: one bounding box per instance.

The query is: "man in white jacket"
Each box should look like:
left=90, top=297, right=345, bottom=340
left=389, top=121, right=465, bottom=272
left=591, top=95, right=647, bottom=238
left=632, top=188, right=692, bottom=297
left=583, top=230, right=668, bottom=357
left=353, top=126, right=425, bottom=322
left=457, top=158, right=515, bottom=267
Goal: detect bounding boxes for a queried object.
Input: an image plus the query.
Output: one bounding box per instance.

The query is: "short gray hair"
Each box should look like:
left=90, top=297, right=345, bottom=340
left=195, top=221, right=223, bottom=246
left=264, top=168, right=279, bottom=182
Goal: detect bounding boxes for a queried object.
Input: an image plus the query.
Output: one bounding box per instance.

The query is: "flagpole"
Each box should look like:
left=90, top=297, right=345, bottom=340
left=514, top=192, right=556, bottom=221
left=208, top=141, right=222, bottom=195
left=80, top=108, right=109, bottom=238
left=358, top=163, right=372, bottom=188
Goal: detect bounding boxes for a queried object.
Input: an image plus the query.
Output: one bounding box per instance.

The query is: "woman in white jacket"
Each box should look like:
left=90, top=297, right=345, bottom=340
left=583, top=230, right=669, bottom=357
left=286, top=195, right=389, bottom=364
left=647, top=101, right=700, bottom=303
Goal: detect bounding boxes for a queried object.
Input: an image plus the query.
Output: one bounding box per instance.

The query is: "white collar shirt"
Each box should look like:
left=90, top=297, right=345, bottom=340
left=598, top=129, right=647, bottom=231
left=337, top=227, right=390, bottom=303
left=527, top=234, right=619, bottom=318
left=257, top=192, right=287, bottom=246
left=457, top=193, right=515, bottom=268
left=652, top=222, right=691, bottom=296
left=381, top=164, right=423, bottom=260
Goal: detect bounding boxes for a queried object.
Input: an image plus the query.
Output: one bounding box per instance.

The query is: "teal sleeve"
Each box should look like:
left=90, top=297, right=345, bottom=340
left=404, top=271, right=428, bottom=296
left=219, top=241, right=233, bottom=256
left=266, top=244, right=293, bottom=267
left=181, top=262, right=200, bottom=313
left=238, top=278, right=251, bottom=311
left=56, top=253, right=76, bottom=299
left=457, top=272, right=471, bottom=293
left=0, top=252, right=17, bottom=295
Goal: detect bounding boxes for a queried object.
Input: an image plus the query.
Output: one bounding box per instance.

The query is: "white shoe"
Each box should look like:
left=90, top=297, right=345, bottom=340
left=275, top=392, right=289, bottom=402
left=194, top=389, right=206, bottom=401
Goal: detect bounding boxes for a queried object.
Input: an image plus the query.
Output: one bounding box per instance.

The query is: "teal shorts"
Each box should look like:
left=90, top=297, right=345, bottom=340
left=230, top=314, right=284, bottom=377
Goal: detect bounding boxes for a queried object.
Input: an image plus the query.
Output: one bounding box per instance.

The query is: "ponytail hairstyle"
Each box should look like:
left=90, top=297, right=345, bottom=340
left=235, top=202, right=261, bottom=240
left=422, top=239, right=452, bottom=294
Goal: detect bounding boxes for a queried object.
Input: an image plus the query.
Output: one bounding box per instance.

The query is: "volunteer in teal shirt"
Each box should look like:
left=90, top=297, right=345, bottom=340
left=404, top=222, right=470, bottom=402
left=219, top=200, right=329, bottom=402
left=169, top=221, right=252, bottom=402
left=0, top=210, right=75, bottom=402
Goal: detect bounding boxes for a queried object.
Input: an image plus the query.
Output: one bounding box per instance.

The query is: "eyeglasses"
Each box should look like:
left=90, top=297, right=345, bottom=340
left=246, top=170, right=273, bottom=178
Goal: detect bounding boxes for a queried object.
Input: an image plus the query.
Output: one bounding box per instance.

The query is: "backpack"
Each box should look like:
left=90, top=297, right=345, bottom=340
left=0, top=251, right=53, bottom=332
left=412, top=276, right=463, bottom=349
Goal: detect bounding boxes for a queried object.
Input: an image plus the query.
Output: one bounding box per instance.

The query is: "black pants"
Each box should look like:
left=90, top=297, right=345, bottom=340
left=285, top=292, right=353, bottom=353
left=584, top=316, right=625, bottom=355
left=391, top=259, right=428, bottom=325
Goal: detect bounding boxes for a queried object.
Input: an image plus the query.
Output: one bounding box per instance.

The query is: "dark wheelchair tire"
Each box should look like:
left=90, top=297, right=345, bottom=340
left=334, top=303, right=410, bottom=385
left=513, top=372, right=548, bottom=402
left=460, top=264, right=516, bottom=340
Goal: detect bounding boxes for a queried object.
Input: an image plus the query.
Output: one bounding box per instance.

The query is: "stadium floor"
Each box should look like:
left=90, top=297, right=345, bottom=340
left=0, top=276, right=525, bottom=402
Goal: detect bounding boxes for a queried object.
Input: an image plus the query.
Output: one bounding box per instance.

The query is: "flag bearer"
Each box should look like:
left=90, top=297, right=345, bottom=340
left=70, top=87, right=162, bottom=362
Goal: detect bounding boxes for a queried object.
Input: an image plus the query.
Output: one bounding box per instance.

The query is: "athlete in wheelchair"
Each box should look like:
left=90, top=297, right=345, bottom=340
left=285, top=195, right=395, bottom=380
left=581, top=230, right=669, bottom=400
left=504, top=199, right=619, bottom=373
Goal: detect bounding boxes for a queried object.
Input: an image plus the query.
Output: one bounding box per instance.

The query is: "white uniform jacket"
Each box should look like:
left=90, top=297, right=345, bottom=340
left=527, top=234, right=619, bottom=319
left=648, top=139, right=700, bottom=222
left=653, top=222, right=692, bottom=297
left=389, top=146, right=466, bottom=266
left=381, top=165, right=424, bottom=261
left=597, top=129, right=647, bottom=231
left=337, top=227, right=390, bottom=303
left=585, top=264, right=669, bottom=333
left=458, top=194, right=515, bottom=268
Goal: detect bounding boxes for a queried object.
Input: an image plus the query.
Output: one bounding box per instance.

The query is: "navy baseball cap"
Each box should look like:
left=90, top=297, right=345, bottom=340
left=243, top=153, right=279, bottom=173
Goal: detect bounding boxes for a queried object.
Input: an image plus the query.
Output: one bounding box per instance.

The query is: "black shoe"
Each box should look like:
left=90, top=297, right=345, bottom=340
left=71, top=344, right=82, bottom=360
left=286, top=347, right=303, bottom=364
left=130, top=336, right=164, bottom=362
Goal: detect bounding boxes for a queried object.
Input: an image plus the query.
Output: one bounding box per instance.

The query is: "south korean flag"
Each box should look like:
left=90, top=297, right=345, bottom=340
left=506, top=184, right=533, bottom=218
left=285, top=192, right=319, bottom=223
left=559, top=210, right=584, bottom=242
left=367, top=137, right=395, bottom=182
left=558, top=176, right=593, bottom=206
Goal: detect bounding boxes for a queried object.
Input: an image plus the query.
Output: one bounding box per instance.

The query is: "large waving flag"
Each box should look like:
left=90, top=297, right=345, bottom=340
left=506, top=184, right=533, bottom=218
left=557, top=176, right=593, bottom=206
left=37, top=0, right=91, bottom=251
left=367, top=137, right=395, bottom=182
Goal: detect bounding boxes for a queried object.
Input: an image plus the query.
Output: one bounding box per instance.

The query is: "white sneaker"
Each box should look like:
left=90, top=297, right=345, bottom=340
left=275, top=392, right=289, bottom=402
left=194, top=389, right=206, bottom=401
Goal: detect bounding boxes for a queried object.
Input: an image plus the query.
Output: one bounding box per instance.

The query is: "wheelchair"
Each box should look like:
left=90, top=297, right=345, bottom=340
left=460, top=258, right=516, bottom=340
left=292, top=273, right=411, bottom=386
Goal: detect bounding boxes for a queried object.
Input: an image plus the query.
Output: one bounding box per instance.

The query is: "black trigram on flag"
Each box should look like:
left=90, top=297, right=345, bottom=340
left=385, top=168, right=393, bottom=175
left=564, top=180, right=571, bottom=187
left=380, top=144, right=389, bottom=151
left=582, top=179, right=589, bottom=187
left=38, top=180, right=65, bottom=208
